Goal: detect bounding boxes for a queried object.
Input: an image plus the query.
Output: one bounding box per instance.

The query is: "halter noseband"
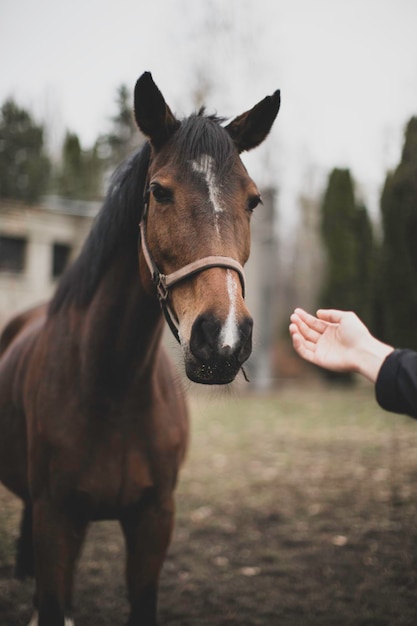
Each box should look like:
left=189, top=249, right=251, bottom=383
left=138, top=201, right=246, bottom=345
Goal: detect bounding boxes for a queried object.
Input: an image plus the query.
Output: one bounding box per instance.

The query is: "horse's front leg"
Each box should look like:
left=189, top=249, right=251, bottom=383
left=31, top=497, right=88, bottom=626
left=120, top=493, right=175, bottom=626
left=16, top=502, right=35, bottom=579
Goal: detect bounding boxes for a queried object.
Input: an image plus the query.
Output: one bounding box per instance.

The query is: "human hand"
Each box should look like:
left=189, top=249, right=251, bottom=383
left=289, top=308, right=393, bottom=382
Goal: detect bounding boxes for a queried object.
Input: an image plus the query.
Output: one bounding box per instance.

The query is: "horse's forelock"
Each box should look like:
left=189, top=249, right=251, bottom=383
left=170, top=113, right=236, bottom=178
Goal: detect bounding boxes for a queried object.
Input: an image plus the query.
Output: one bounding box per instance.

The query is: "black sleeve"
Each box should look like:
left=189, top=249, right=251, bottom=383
left=375, top=349, right=417, bottom=418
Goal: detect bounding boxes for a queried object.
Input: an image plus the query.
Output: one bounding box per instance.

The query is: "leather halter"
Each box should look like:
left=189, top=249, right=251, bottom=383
left=138, top=201, right=246, bottom=345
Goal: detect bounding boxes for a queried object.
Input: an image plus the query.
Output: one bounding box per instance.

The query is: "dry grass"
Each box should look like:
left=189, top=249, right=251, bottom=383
left=1, top=383, right=417, bottom=624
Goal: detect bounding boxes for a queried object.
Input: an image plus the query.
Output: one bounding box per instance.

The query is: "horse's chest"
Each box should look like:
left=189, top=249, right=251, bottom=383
left=49, top=429, right=155, bottom=517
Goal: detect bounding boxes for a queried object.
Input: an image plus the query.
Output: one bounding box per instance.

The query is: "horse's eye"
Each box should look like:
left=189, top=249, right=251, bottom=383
left=247, top=195, right=262, bottom=212
left=150, top=183, right=173, bottom=203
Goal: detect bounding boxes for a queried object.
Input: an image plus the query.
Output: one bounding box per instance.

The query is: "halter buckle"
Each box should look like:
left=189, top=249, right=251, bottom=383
left=154, top=273, right=169, bottom=301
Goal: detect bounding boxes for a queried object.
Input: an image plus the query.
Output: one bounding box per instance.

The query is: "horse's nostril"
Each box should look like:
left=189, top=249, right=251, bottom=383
left=190, top=313, right=253, bottom=365
left=236, top=316, right=253, bottom=362
left=190, top=314, right=221, bottom=362
left=240, top=316, right=253, bottom=341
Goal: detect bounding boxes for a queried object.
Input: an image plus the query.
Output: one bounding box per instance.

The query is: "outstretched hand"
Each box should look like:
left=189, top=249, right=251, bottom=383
left=289, top=308, right=394, bottom=382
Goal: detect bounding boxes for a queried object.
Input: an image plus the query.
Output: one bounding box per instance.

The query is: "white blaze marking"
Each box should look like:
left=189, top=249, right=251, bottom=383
left=191, top=156, right=240, bottom=350
left=191, top=155, right=224, bottom=235
left=220, top=270, right=239, bottom=349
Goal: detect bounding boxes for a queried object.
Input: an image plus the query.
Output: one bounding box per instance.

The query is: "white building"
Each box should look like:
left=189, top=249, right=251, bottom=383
left=0, top=198, right=98, bottom=326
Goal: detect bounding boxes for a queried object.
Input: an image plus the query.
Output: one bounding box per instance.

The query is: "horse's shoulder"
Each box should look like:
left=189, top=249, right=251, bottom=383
left=0, top=304, right=47, bottom=358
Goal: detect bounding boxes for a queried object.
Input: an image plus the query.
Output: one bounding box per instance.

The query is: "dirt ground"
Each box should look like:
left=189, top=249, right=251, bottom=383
left=1, top=384, right=417, bottom=625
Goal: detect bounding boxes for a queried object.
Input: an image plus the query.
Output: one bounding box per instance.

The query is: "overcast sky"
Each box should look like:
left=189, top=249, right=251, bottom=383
left=1, top=0, right=416, bottom=228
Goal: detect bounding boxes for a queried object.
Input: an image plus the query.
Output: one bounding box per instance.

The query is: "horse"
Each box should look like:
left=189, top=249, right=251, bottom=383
left=0, top=72, right=280, bottom=625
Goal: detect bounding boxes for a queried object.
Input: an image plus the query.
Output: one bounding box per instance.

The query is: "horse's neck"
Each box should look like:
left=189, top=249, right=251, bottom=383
left=79, top=249, right=163, bottom=390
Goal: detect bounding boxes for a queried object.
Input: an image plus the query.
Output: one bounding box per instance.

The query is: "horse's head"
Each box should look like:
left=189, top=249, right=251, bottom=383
left=134, top=72, right=280, bottom=385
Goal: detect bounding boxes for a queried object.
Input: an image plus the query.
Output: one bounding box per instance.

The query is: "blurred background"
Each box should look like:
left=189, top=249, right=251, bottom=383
left=1, top=0, right=417, bottom=388
left=2, top=3, right=417, bottom=624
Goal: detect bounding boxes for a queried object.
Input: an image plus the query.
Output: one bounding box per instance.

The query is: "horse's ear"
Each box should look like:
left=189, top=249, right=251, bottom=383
left=134, top=72, right=180, bottom=150
left=225, top=90, right=280, bottom=153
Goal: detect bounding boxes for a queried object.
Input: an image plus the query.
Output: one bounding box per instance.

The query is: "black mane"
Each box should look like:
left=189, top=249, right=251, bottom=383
left=49, top=142, right=151, bottom=314
left=49, top=112, right=236, bottom=315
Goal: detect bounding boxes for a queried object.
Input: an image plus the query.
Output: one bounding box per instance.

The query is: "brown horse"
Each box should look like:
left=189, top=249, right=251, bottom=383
left=0, top=72, right=280, bottom=625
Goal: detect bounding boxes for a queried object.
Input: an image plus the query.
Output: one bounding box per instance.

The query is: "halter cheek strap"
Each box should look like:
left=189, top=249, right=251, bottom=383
left=138, top=214, right=246, bottom=345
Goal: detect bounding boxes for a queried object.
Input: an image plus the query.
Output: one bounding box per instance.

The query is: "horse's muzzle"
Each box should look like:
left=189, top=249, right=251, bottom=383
left=185, top=313, right=253, bottom=384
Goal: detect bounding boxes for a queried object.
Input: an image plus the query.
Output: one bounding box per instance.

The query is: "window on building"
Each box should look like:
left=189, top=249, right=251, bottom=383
left=0, top=235, right=27, bottom=273
left=52, top=243, right=71, bottom=279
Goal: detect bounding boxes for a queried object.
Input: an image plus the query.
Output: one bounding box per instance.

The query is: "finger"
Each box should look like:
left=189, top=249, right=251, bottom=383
left=290, top=314, right=322, bottom=344
left=290, top=325, right=316, bottom=351
left=289, top=322, right=301, bottom=338
left=292, top=309, right=328, bottom=334
left=316, top=309, right=346, bottom=324
left=293, top=308, right=326, bottom=331
left=291, top=331, right=317, bottom=363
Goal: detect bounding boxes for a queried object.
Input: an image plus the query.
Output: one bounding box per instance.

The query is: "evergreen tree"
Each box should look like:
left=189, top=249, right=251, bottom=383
left=320, top=169, right=356, bottom=312
left=319, top=169, right=375, bottom=380
left=320, top=169, right=374, bottom=318
left=83, top=142, right=103, bottom=200
left=58, top=132, right=82, bottom=198
left=353, top=202, right=376, bottom=326
left=99, top=85, right=143, bottom=167
left=0, top=99, right=50, bottom=203
left=379, top=117, right=417, bottom=349
left=56, top=131, right=103, bottom=200
left=56, top=85, right=142, bottom=201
